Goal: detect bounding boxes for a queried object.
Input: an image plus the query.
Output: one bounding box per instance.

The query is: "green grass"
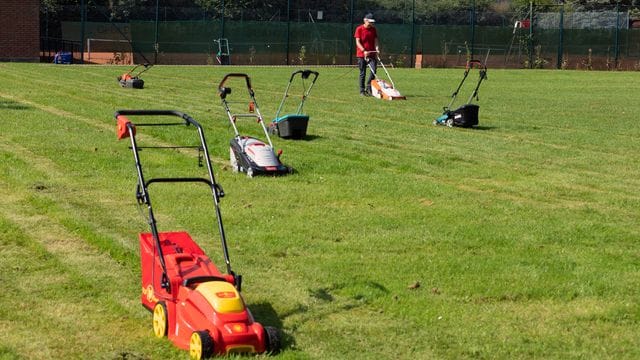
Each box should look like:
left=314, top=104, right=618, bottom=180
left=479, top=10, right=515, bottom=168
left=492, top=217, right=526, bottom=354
left=0, top=62, right=639, bottom=359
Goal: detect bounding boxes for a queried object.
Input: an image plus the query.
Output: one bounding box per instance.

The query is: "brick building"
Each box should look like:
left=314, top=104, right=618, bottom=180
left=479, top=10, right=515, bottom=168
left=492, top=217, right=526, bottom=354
left=0, top=0, right=40, bottom=62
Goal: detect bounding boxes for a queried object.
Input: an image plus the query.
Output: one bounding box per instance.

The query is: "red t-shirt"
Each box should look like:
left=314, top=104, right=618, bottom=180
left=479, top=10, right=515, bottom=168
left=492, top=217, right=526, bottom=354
left=354, top=24, right=377, bottom=58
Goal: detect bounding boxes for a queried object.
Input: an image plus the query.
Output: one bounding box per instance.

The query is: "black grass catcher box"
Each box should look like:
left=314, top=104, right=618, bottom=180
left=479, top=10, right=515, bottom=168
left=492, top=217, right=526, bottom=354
left=272, top=115, right=309, bottom=139
left=434, top=60, right=487, bottom=128
left=450, top=104, right=479, bottom=128
left=120, top=77, right=144, bottom=89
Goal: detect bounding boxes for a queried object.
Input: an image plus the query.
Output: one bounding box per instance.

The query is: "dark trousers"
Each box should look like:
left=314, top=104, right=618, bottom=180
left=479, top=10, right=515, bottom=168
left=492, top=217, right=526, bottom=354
left=358, top=57, right=377, bottom=93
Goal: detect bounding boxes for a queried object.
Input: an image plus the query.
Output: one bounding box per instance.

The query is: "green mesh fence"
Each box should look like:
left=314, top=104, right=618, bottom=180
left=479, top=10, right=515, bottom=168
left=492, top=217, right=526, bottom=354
left=42, top=2, right=640, bottom=70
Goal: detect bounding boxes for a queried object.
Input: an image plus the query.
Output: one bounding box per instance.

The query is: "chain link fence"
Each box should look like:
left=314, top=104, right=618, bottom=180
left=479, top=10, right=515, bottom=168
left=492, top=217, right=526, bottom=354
left=41, top=1, right=640, bottom=70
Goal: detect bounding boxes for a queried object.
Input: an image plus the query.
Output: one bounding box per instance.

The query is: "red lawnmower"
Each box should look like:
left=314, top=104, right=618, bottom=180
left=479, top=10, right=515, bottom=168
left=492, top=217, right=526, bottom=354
left=115, top=110, right=281, bottom=358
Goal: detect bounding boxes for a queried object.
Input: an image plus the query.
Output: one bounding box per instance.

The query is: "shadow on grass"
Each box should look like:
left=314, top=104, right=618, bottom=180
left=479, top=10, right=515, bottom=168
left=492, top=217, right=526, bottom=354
left=472, top=125, right=497, bottom=131
left=301, top=134, right=323, bottom=141
left=0, top=99, right=32, bottom=110
left=250, top=280, right=390, bottom=353
left=250, top=302, right=296, bottom=351
left=251, top=302, right=283, bottom=328
left=276, top=134, right=322, bottom=141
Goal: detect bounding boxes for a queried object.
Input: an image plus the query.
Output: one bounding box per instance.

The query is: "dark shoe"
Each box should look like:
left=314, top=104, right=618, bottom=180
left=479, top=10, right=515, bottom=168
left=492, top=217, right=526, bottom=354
left=360, top=91, right=366, bottom=96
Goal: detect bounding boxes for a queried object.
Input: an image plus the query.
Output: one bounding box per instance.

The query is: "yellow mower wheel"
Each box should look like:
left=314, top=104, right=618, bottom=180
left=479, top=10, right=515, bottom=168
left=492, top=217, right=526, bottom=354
left=189, top=330, right=213, bottom=359
left=152, top=302, right=168, bottom=338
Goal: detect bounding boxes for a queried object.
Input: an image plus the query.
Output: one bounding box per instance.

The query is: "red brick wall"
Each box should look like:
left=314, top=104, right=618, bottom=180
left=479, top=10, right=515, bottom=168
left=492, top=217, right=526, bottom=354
left=0, top=0, right=40, bottom=61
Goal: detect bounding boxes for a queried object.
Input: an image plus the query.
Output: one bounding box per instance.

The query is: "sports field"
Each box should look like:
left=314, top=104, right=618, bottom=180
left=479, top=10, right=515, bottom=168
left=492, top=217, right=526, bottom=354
left=0, top=62, right=639, bottom=359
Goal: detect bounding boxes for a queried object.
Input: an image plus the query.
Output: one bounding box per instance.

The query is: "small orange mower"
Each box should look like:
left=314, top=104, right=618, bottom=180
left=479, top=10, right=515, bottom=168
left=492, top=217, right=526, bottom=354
left=117, top=63, right=151, bottom=89
left=115, top=110, right=281, bottom=358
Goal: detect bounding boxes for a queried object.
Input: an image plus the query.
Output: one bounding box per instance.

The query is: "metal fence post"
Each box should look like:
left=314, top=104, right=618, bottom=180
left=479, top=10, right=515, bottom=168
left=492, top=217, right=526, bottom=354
left=615, top=1, right=620, bottom=68
left=286, top=0, right=291, bottom=65
left=410, top=0, right=415, bottom=67
left=349, top=0, right=355, bottom=65
left=529, top=0, right=534, bottom=69
left=470, top=0, right=476, bottom=58
left=220, top=0, right=225, bottom=39
left=80, top=0, right=86, bottom=64
left=557, top=1, right=564, bottom=69
left=154, top=0, right=160, bottom=64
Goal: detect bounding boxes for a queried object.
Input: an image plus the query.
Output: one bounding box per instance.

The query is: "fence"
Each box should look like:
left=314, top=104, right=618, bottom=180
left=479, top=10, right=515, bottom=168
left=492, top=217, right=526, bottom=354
left=40, top=1, right=640, bottom=70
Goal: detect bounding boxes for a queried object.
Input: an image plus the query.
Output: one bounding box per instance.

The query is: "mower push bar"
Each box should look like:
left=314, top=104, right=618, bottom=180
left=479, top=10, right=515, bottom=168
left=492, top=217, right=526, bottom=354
left=289, top=69, right=319, bottom=82
left=466, top=59, right=487, bottom=70
left=115, top=109, right=236, bottom=292
left=218, top=73, right=254, bottom=98
left=446, top=59, right=488, bottom=110
left=145, top=178, right=224, bottom=198
left=114, top=109, right=200, bottom=128
left=465, top=60, right=487, bottom=104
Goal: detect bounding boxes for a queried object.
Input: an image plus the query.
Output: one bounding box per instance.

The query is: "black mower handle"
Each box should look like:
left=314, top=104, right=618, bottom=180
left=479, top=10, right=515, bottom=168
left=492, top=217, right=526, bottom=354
left=114, top=109, right=202, bottom=129
left=218, top=73, right=254, bottom=97
left=289, top=69, right=319, bottom=82
left=466, top=59, right=487, bottom=71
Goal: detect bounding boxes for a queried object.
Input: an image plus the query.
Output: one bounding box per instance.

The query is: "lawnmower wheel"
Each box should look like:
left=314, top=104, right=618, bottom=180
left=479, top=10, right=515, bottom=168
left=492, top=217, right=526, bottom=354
left=152, top=302, right=168, bottom=338
left=246, top=168, right=254, bottom=178
left=189, top=330, right=214, bottom=360
left=446, top=118, right=453, bottom=127
left=269, top=124, right=279, bottom=136
left=264, top=326, right=282, bottom=354
left=229, top=147, right=239, bottom=173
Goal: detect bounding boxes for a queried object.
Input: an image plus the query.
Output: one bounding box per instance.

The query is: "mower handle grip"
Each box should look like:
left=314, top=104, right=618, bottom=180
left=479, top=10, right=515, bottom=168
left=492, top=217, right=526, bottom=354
left=113, top=110, right=202, bottom=129
left=466, top=59, right=487, bottom=71
left=290, top=70, right=319, bottom=82
left=218, top=73, right=253, bottom=92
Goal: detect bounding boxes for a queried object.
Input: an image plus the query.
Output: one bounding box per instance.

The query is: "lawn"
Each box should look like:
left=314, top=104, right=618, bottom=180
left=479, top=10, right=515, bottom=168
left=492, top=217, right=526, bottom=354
left=0, top=62, right=639, bottom=359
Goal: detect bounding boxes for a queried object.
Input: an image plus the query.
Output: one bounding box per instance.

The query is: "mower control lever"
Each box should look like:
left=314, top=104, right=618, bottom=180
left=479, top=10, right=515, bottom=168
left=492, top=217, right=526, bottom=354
left=214, top=183, right=225, bottom=198
left=233, top=272, right=243, bottom=292
left=219, top=87, right=231, bottom=99
left=135, top=183, right=146, bottom=205
left=161, top=273, right=170, bottom=292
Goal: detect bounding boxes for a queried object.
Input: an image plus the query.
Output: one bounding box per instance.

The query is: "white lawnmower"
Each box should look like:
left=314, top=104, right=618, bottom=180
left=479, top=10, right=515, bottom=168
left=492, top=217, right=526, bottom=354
left=218, top=73, right=292, bottom=178
left=367, top=53, right=406, bottom=100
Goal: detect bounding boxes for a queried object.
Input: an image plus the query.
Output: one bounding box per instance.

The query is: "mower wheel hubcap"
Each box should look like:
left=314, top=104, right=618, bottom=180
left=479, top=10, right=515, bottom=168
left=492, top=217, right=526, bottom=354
left=190, top=332, right=203, bottom=359
left=152, top=302, right=167, bottom=338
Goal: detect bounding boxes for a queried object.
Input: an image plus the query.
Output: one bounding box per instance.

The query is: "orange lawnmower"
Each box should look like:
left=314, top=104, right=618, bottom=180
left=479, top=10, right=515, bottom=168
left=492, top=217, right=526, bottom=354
left=115, top=110, right=281, bottom=358
left=117, top=63, right=151, bottom=89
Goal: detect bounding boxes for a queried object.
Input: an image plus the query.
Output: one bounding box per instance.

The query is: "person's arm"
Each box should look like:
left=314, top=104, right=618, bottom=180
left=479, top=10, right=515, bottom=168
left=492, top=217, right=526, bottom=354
left=356, top=38, right=368, bottom=57
left=356, top=37, right=365, bottom=54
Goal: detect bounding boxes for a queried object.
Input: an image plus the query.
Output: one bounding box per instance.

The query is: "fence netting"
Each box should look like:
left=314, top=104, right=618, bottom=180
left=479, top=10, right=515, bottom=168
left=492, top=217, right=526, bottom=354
left=41, top=1, right=640, bottom=70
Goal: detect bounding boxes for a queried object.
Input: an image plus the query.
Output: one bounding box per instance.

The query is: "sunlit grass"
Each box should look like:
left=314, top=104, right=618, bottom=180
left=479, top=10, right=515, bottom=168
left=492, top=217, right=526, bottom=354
left=0, top=62, right=638, bottom=359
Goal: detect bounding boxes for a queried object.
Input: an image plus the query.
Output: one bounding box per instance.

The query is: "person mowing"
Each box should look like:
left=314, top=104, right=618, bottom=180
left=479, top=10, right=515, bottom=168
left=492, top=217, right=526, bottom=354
left=354, top=13, right=380, bottom=96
